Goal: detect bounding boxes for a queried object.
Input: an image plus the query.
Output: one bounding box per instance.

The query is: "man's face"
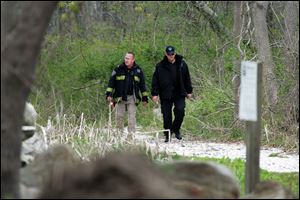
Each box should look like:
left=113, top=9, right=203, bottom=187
left=165, top=52, right=176, bottom=63
left=124, top=53, right=135, bottom=68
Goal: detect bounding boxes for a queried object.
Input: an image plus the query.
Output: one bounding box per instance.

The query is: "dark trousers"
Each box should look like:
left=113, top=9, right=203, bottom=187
left=160, top=96, right=186, bottom=135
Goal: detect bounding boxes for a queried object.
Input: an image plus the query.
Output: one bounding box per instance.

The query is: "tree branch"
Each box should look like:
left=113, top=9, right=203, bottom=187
left=191, top=1, right=230, bottom=38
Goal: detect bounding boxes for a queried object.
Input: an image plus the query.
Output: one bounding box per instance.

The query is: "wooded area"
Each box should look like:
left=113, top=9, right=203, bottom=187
left=42, top=1, right=299, bottom=146
left=1, top=1, right=299, bottom=198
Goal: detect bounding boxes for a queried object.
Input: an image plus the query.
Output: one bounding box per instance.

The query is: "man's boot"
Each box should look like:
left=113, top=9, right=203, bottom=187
left=175, top=131, right=182, bottom=140
left=164, top=132, right=170, bottom=143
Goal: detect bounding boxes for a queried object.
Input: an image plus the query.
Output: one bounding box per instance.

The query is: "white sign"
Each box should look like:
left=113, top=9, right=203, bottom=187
left=239, top=61, right=258, bottom=121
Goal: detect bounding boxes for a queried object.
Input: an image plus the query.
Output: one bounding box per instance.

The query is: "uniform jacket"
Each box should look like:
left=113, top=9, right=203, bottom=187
left=151, top=54, right=193, bottom=99
left=106, top=63, right=148, bottom=104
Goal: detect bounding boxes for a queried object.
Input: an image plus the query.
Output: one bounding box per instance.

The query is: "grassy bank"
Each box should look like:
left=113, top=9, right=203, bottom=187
left=172, top=155, right=299, bottom=198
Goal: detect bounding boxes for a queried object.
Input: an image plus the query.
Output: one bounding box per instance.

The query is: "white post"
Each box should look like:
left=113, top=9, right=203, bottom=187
left=239, top=61, right=262, bottom=193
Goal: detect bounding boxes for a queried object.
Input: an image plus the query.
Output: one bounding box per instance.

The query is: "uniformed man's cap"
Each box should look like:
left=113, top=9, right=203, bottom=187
left=165, top=46, right=175, bottom=55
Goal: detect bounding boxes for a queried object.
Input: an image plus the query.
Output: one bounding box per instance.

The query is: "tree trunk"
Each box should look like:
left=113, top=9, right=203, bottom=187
left=283, top=1, right=299, bottom=124
left=1, top=2, right=57, bottom=198
left=252, top=1, right=278, bottom=109
left=283, top=1, right=299, bottom=75
left=233, top=1, right=243, bottom=119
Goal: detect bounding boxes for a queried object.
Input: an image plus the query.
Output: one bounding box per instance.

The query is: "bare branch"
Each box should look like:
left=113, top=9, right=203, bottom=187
left=191, top=1, right=230, bottom=38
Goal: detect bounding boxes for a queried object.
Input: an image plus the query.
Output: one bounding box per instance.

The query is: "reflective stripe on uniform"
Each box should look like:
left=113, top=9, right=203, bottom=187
left=106, top=87, right=113, bottom=92
left=142, top=92, right=148, bottom=96
left=134, top=76, right=140, bottom=82
left=116, top=75, right=125, bottom=80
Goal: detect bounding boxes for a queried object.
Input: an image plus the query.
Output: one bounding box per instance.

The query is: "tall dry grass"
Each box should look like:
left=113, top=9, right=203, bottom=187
left=40, top=111, right=169, bottom=162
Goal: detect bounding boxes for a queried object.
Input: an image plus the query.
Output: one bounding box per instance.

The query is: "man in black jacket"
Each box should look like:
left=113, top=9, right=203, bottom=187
left=151, top=46, right=193, bottom=142
left=106, top=52, right=148, bottom=139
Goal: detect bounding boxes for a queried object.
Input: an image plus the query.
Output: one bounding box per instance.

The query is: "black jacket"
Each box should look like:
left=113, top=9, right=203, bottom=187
left=105, top=63, right=148, bottom=104
left=151, top=55, right=193, bottom=99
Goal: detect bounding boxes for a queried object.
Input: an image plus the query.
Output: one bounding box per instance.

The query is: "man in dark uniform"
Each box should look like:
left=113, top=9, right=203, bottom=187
left=105, top=52, right=148, bottom=139
left=151, top=46, right=193, bottom=142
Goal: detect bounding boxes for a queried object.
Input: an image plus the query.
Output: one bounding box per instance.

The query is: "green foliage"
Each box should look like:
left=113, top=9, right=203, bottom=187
left=136, top=102, right=163, bottom=130
left=172, top=155, right=299, bottom=197
left=260, top=171, right=299, bottom=198
left=184, top=79, right=236, bottom=140
left=58, top=1, right=67, bottom=9
left=69, top=1, right=79, bottom=13
left=32, top=32, right=168, bottom=126
left=33, top=5, right=240, bottom=141
left=30, top=1, right=298, bottom=151
left=223, top=47, right=240, bottom=73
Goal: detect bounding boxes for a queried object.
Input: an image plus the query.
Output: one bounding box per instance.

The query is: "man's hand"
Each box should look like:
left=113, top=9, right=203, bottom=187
left=187, top=93, right=193, bottom=100
left=107, top=96, right=113, bottom=103
left=152, top=96, right=159, bottom=104
left=143, top=101, right=147, bottom=107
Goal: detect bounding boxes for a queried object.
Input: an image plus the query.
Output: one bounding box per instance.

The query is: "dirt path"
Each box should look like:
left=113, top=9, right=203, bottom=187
left=135, top=132, right=299, bottom=173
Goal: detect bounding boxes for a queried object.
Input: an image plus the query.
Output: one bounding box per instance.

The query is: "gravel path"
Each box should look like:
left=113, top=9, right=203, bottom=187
left=135, top=133, right=299, bottom=173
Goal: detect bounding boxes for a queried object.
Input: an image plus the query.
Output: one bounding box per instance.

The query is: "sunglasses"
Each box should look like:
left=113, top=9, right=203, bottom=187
left=167, top=53, right=175, bottom=56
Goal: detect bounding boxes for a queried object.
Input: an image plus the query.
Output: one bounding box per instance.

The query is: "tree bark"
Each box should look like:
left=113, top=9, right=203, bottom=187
left=1, top=1, right=57, bottom=198
left=283, top=1, right=299, bottom=124
left=283, top=1, right=299, bottom=75
left=283, top=1, right=299, bottom=74
left=233, top=1, right=243, bottom=119
left=252, top=1, right=278, bottom=108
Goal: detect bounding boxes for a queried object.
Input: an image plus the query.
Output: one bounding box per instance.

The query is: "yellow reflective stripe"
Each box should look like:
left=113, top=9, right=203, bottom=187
left=142, top=92, right=148, bottom=96
left=134, top=76, right=140, bottom=82
left=106, top=87, right=113, bottom=92
left=116, top=75, right=125, bottom=80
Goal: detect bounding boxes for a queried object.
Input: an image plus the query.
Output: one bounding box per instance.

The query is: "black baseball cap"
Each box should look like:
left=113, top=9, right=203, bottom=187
left=165, top=46, right=175, bottom=54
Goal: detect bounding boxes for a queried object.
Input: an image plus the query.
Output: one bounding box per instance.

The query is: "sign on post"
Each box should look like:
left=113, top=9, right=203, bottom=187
left=239, top=61, right=258, bottom=121
left=239, top=61, right=262, bottom=193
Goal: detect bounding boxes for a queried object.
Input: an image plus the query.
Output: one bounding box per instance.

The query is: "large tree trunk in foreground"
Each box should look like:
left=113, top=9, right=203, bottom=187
left=1, top=1, right=57, bottom=198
